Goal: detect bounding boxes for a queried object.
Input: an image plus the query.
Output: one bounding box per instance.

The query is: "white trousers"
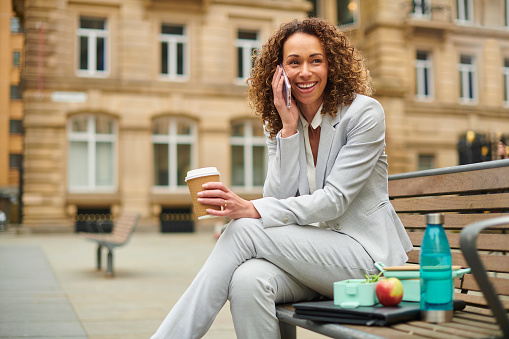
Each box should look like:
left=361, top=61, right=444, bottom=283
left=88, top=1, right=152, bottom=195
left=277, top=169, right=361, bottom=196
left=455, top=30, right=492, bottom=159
left=151, top=218, right=378, bottom=339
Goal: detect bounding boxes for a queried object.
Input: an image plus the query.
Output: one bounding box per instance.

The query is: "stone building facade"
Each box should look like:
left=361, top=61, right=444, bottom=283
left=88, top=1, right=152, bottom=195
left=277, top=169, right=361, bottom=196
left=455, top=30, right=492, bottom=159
left=0, top=0, right=24, bottom=225
left=14, top=0, right=509, bottom=231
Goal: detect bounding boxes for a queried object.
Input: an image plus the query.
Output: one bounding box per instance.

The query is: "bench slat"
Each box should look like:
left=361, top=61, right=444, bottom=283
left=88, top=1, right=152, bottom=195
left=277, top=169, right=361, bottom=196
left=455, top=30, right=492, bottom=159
left=390, top=323, right=463, bottom=338
left=455, top=293, right=509, bottom=310
left=408, top=232, right=509, bottom=252
left=440, top=322, right=499, bottom=338
left=399, top=213, right=509, bottom=229
left=392, top=193, right=509, bottom=213
left=406, top=249, right=509, bottom=274
left=404, top=320, right=493, bottom=338
left=458, top=275, right=509, bottom=296
left=455, top=312, right=498, bottom=324
left=389, top=167, right=509, bottom=198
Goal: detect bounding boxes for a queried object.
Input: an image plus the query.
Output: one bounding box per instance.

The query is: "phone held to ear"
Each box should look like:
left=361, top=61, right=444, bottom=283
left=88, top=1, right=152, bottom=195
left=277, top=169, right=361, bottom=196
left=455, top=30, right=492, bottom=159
left=280, top=64, right=291, bottom=108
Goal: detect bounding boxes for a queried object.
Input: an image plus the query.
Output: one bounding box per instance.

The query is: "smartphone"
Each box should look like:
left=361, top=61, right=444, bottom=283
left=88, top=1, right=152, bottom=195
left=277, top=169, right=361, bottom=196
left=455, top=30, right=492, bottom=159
left=280, top=64, right=291, bottom=108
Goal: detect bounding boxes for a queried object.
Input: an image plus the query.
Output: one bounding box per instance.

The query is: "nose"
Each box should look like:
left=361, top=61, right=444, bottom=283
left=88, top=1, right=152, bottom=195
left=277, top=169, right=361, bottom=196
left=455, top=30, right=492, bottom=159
left=300, top=62, right=312, bottom=78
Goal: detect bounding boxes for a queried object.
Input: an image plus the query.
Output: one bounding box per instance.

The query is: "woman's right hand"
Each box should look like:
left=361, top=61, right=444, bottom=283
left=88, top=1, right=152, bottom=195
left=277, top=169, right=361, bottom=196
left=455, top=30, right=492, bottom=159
left=272, top=65, right=299, bottom=138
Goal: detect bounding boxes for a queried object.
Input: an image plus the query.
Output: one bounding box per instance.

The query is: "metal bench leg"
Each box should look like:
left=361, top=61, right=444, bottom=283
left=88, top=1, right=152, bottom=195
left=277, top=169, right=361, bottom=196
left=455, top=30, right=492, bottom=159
left=106, top=249, right=114, bottom=277
left=96, top=244, right=103, bottom=271
left=279, top=321, right=296, bottom=339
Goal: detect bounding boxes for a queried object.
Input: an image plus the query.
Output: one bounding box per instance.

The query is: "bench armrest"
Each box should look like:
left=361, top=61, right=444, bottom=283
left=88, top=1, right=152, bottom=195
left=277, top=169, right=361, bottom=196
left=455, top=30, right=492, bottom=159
left=460, top=216, right=509, bottom=338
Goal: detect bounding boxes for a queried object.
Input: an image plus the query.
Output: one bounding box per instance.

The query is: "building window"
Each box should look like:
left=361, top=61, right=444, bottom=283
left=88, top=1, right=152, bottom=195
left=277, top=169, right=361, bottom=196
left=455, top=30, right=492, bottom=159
left=10, top=17, right=22, bottom=33
left=418, top=154, right=435, bottom=171
left=459, top=55, right=476, bottom=104
left=307, top=0, right=319, bottom=17
left=506, top=0, right=509, bottom=27
left=9, top=154, right=22, bottom=169
left=152, top=117, right=196, bottom=188
left=415, top=51, right=433, bottom=100
left=504, top=59, right=509, bottom=105
left=13, top=51, right=21, bottom=67
left=10, top=85, right=21, bottom=100
left=230, top=120, right=266, bottom=189
left=160, top=24, right=187, bottom=80
left=67, top=115, right=116, bottom=192
left=337, top=0, right=359, bottom=26
left=77, top=17, right=108, bottom=76
left=411, top=0, right=431, bottom=18
left=456, top=0, right=473, bottom=24
left=236, top=30, right=259, bottom=84
left=10, top=120, right=23, bottom=134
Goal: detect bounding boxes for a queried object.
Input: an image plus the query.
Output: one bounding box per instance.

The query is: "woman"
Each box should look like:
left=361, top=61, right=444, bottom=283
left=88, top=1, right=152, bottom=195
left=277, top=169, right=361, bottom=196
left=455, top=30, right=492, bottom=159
left=151, top=18, right=412, bottom=339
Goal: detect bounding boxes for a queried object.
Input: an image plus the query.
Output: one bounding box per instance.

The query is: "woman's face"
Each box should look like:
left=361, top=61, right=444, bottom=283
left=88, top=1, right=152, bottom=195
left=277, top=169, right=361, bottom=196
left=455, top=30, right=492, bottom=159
left=281, top=32, right=328, bottom=111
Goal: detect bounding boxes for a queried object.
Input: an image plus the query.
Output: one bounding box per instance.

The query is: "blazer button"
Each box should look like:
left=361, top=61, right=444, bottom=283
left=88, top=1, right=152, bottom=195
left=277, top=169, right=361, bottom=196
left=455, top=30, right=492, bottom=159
left=283, top=217, right=289, bottom=224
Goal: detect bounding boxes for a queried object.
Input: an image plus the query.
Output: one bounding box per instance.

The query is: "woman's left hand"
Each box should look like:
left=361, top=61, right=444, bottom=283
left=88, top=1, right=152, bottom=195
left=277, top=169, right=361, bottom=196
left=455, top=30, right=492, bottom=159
left=197, top=182, right=261, bottom=219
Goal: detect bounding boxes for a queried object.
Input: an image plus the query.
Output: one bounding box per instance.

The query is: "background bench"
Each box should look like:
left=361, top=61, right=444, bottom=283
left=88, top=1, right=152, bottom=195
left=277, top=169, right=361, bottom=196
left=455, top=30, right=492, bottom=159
left=79, top=211, right=140, bottom=277
left=276, top=159, right=509, bottom=338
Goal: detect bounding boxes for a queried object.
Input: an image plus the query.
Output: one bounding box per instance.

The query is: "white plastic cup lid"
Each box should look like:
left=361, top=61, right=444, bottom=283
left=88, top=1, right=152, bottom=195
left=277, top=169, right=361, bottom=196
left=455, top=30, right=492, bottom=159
left=185, top=167, right=220, bottom=182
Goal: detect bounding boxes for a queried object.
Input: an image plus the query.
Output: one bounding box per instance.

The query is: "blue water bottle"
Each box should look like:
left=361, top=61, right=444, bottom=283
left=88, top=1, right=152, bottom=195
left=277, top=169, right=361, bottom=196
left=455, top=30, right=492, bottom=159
left=420, top=213, right=453, bottom=323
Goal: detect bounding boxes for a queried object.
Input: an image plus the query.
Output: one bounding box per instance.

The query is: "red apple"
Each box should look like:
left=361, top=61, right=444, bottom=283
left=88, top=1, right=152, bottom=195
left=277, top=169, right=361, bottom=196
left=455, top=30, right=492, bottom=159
left=376, top=277, right=403, bottom=306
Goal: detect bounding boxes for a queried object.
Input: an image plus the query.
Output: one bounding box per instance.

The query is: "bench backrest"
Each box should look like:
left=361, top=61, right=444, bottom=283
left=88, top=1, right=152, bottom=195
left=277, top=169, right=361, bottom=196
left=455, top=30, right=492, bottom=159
left=110, top=212, right=140, bottom=244
left=388, top=160, right=509, bottom=311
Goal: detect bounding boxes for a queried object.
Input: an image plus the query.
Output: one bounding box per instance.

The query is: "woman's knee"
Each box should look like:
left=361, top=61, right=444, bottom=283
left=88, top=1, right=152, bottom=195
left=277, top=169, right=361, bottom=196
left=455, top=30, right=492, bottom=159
left=228, top=259, right=277, bottom=303
left=221, top=218, right=263, bottom=239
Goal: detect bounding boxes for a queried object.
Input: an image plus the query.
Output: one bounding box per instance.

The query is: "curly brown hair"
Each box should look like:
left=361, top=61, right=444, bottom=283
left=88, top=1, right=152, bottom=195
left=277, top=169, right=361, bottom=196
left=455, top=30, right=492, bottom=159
left=247, top=18, right=373, bottom=139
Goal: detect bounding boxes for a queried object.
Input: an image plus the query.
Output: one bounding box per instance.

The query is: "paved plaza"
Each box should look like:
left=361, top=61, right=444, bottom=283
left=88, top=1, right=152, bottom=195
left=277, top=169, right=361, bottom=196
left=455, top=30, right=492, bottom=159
left=0, top=226, right=324, bottom=339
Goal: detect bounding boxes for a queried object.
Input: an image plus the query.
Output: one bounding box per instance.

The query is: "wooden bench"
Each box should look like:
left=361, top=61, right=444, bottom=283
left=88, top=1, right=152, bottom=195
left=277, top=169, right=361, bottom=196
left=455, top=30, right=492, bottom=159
left=276, top=159, right=509, bottom=338
left=79, top=211, right=140, bottom=277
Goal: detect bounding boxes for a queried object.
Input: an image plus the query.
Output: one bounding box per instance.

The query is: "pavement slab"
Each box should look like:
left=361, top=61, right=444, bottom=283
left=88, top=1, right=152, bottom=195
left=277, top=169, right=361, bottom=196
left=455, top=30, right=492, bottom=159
left=0, top=230, right=324, bottom=338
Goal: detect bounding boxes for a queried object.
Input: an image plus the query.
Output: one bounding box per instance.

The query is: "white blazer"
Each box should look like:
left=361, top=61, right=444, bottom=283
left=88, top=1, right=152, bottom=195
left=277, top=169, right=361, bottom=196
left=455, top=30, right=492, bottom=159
left=252, top=94, right=413, bottom=267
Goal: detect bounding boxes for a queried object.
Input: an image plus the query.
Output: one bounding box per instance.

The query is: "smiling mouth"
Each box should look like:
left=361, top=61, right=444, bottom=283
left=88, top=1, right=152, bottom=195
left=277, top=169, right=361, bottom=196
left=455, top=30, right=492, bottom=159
left=297, top=82, right=317, bottom=90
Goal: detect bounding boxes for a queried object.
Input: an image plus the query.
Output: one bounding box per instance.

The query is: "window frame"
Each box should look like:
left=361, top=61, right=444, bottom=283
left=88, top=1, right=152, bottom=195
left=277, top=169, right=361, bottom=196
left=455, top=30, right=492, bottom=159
left=9, top=154, right=22, bottom=169
left=458, top=54, right=477, bottom=104
left=235, top=30, right=260, bottom=85
left=13, top=51, right=21, bottom=67
left=230, top=119, right=267, bottom=190
left=10, top=85, right=21, bottom=100
left=336, top=0, right=360, bottom=27
left=506, top=0, right=509, bottom=28
left=411, top=0, right=431, bottom=19
left=418, top=154, right=435, bottom=171
left=456, top=0, right=474, bottom=24
left=159, top=23, right=189, bottom=82
left=67, top=115, right=118, bottom=193
left=76, top=16, right=109, bottom=78
left=503, top=59, right=509, bottom=107
left=9, top=120, right=23, bottom=134
left=151, top=117, right=197, bottom=190
left=10, top=17, right=23, bottom=33
left=415, top=50, right=434, bottom=101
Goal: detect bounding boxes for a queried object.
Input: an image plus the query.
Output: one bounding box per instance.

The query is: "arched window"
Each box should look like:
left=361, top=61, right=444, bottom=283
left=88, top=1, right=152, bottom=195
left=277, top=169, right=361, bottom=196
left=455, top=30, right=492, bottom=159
left=230, top=119, right=266, bottom=189
left=68, top=115, right=117, bottom=192
left=152, top=117, right=196, bottom=188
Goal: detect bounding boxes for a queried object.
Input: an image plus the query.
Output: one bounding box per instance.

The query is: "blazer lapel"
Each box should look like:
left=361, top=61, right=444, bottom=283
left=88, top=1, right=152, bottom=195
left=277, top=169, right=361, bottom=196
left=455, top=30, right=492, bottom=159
left=316, top=113, right=342, bottom=189
left=297, top=121, right=310, bottom=195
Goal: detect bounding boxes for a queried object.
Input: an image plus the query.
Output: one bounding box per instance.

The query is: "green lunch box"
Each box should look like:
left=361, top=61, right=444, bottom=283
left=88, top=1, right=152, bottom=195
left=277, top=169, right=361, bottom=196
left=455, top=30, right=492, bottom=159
left=374, top=262, right=471, bottom=302
left=333, top=279, right=378, bottom=308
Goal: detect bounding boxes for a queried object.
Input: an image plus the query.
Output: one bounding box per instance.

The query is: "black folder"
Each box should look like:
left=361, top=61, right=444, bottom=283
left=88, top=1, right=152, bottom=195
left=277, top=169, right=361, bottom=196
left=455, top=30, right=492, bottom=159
left=293, top=300, right=466, bottom=326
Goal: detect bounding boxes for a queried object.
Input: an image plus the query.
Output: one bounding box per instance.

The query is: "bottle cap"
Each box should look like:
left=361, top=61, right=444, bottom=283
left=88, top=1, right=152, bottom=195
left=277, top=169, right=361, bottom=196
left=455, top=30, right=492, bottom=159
left=426, top=213, right=444, bottom=225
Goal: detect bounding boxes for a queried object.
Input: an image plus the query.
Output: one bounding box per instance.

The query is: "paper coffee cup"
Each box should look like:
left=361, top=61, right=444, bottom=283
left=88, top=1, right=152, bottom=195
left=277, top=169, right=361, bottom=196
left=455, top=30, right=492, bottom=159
left=185, top=167, right=221, bottom=220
